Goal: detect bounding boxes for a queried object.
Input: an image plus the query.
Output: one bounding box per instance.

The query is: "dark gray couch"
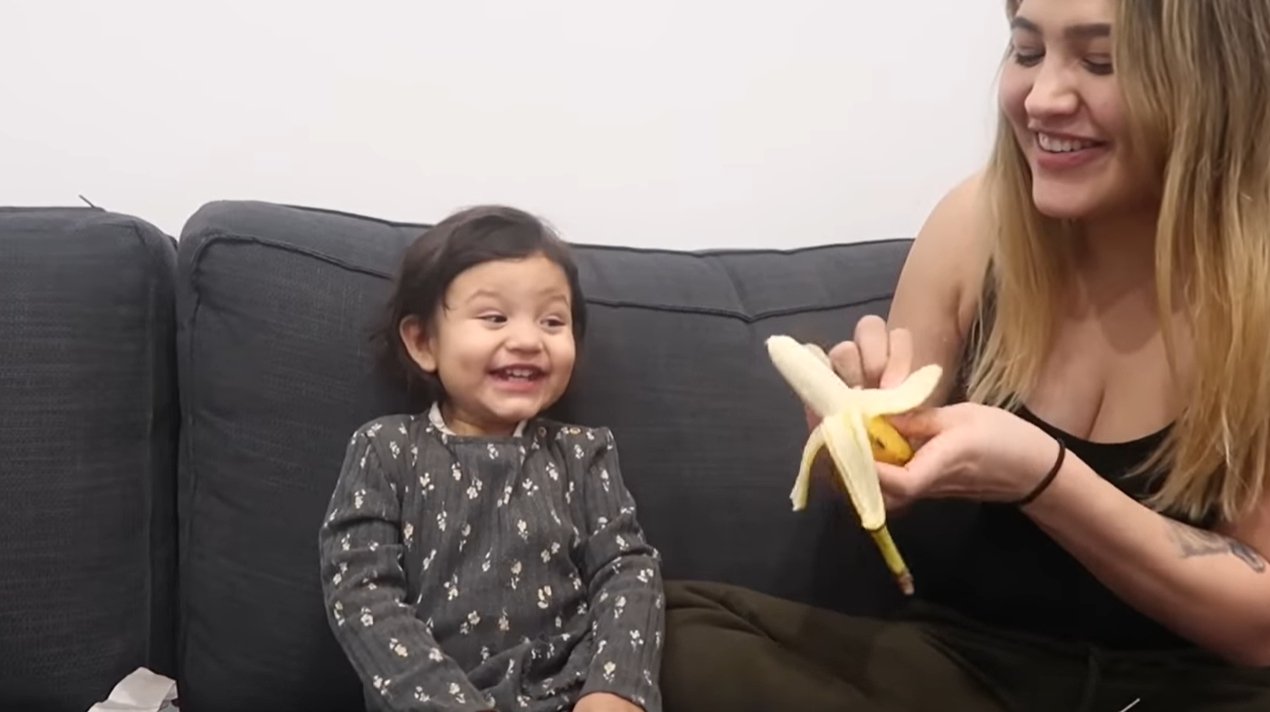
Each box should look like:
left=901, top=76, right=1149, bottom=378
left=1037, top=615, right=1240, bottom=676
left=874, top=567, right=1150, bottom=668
left=1, top=201, right=972, bottom=712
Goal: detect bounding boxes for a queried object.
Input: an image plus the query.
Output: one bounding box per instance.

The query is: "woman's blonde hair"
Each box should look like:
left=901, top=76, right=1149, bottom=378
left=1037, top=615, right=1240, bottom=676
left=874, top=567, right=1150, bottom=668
left=968, top=0, right=1270, bottom=525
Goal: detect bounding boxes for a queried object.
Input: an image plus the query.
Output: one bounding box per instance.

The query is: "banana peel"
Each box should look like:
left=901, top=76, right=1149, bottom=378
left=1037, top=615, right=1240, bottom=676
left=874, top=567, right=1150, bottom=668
left=766, top=335, right=942, bottom=595
left=798, top=340, right=919, bottom=466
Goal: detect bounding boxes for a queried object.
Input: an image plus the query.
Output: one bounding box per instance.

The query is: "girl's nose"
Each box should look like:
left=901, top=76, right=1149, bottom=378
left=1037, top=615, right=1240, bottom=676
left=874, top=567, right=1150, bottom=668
left=505, top=321, right=544, bottom=352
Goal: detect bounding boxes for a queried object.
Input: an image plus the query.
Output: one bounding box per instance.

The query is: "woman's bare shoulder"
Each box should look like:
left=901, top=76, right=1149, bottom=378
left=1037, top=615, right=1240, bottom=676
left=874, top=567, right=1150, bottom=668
left=888, top=170, right=994, bottom=401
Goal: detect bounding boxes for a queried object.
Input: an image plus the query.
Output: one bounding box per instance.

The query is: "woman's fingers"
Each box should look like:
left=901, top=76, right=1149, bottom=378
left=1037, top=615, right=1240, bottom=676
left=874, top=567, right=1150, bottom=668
left=876, top=419, right=965, bottom=505
left=888, top=404, right=958, bottom=440
left=876, top=461, right=916, bottom=508
left=829, top=316, right=913, bottom=391
left=881, top=327, right=913, bottom=389
left=828, top=340, right=864, bottom=388
left=882, top=493, right=913, bottom=515
left=876, top=462, right=916, bottom=513
left=854, top=315, right=890, bottom=388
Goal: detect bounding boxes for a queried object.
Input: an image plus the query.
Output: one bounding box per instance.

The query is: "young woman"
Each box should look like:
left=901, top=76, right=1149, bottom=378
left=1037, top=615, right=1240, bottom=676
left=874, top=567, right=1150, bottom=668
left=661, top=1, right=1270, bottom=710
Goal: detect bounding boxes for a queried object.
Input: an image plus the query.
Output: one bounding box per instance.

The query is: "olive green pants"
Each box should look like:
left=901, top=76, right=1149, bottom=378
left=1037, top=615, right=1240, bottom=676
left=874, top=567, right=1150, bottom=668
left=660, top=580, right=1270, bottom=712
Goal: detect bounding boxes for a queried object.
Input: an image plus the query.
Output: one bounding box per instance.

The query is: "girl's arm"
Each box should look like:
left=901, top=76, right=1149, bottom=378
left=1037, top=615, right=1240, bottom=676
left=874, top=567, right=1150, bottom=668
left=567, top=427, right=665, bottom=712
left=1024, top=447, right=1270, bottom=667
left=319, top=423, right=492, bottom=712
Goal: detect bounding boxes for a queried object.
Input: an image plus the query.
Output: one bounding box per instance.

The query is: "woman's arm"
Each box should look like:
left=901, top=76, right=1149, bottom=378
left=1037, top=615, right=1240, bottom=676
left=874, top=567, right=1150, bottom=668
left=828, top=171, right=993, bottom=400
left=880, top=404, right=1270, bottom=667
left=885, top=171, right=994, bottom=402
left=1024, top=450, right=1270, bottom=667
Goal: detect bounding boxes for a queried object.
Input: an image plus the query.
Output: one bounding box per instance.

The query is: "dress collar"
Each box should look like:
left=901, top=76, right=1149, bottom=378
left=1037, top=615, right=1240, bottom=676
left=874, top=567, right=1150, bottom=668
left=428, top=402, right=527, bottom=438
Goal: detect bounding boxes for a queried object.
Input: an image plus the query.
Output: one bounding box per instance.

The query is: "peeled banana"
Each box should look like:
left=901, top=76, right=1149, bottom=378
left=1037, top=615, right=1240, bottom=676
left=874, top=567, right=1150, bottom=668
left=766, top=335, right=942, bottom=595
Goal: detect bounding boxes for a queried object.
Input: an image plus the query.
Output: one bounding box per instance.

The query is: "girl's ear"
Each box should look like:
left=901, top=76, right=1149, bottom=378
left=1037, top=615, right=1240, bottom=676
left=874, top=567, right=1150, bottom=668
left=399, top=315, right=437, bottom=373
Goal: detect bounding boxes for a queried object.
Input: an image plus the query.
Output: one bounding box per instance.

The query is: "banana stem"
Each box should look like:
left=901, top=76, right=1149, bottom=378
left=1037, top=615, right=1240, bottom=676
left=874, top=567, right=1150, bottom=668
left=868, top=526, right=914, bottom=596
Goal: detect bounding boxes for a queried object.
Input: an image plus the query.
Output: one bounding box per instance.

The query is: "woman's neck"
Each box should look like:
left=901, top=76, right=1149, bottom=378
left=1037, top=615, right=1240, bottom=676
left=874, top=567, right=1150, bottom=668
left=1066, top=207, right=1190, bottom=333
left=1073, top=209, right=1158, bottom=286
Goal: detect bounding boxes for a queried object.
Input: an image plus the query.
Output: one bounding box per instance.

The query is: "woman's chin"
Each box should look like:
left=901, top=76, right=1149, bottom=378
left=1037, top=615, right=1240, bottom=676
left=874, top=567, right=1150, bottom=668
left=1030, top=184, right=1098, bottom=221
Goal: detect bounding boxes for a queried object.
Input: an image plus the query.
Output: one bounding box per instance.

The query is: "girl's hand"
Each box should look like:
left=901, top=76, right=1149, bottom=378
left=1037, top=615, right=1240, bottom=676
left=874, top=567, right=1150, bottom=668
left=573, top=692, right=643, bottom=712
left=874, top=402, right=1063, bottom=510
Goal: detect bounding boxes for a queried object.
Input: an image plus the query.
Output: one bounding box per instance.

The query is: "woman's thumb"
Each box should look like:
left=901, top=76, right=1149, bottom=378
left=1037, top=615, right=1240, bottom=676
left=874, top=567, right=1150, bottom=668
left=886, top=406, right=945, bottom=439
left=877, top=434, right=946, bottom=503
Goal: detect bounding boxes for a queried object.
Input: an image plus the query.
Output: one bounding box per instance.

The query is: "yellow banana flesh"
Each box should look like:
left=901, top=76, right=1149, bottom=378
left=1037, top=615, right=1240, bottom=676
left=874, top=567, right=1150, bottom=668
left=766, top=335, right=940, bottom=596
left=867, top=415, right=914, bottom=466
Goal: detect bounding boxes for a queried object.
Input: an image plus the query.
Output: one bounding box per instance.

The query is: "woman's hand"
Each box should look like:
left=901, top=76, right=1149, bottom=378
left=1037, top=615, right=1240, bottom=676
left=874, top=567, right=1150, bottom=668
left=830, top=314, right=913, bottom=390
left=874, top=402, right=1063, bottom=511
left=801, top=315, right=918, bottom=499
left=804, top=315, right=914, bottom=430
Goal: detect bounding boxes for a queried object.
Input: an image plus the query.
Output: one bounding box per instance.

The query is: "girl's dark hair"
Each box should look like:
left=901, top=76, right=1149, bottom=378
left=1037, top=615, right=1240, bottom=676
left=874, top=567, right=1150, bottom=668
left=375, top=204, right=587, bottom=401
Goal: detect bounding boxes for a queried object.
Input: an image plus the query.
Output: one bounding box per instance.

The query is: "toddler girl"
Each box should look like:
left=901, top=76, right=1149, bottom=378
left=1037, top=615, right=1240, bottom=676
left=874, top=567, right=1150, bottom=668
left=319, top=205, right=664, bottom=712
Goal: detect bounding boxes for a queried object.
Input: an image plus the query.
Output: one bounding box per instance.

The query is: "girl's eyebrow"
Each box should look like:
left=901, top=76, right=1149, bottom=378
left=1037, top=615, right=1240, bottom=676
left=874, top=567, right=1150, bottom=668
left=462, top=288, right=502, bottom=304
left=462, top=287, right=569, bottom=305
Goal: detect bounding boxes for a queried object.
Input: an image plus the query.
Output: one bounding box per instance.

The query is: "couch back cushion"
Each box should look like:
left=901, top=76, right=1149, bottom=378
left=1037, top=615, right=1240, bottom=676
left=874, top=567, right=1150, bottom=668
left=176, top=200, right=966, bottom=712
left=0, top=207, right=177, bottom=711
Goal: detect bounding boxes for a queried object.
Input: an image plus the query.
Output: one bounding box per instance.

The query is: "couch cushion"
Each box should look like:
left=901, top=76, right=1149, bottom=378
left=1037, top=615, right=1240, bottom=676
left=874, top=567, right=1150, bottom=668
left=175, top=200, right=969, bottom=712
left=176, top=203, right=426, bottom=712
left=0, top=207, right=178, bottom=711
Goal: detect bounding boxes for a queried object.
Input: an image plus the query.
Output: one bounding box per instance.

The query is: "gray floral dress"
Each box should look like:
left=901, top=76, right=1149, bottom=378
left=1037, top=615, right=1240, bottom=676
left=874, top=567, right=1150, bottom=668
left=319, top=406, right=664, bottom=712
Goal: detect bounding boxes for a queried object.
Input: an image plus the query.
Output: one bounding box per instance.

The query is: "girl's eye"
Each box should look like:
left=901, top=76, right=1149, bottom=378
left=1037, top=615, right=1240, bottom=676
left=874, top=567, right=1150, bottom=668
left=479, top=314, right=506, bottom=324
left=543, top=316, right=567, bottom=328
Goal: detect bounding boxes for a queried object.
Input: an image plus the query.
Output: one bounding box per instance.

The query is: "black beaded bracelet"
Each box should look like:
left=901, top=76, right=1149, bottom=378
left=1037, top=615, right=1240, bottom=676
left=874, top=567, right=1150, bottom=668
left=1013, top=435, right=1066, bottom=507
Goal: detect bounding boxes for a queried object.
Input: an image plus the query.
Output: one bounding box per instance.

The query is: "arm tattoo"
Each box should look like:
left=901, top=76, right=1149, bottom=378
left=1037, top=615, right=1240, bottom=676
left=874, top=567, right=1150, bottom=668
left=1166, top=520, right=1267, bottom=573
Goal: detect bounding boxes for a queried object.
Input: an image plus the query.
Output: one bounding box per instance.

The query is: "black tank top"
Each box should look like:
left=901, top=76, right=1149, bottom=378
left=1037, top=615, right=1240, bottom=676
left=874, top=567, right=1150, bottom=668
left=918, top=277, right=1198, bottom=651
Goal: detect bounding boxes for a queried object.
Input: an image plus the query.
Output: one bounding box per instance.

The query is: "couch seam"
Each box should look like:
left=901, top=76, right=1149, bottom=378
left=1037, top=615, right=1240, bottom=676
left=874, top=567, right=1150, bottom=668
left=273, top=202, right=431, bottom=229
left=260, top=202, right=914, bottom=258
left=583, top=294, right=895, bottom=323
left=123, top=215, right=160, bottom=674
left=186, top=231, right=898, bottom=322
left=570, top=237, right=914, bottom=258
left=187, top=230, right=396, bottom=279
left=175, top=243, right=206, bottom=689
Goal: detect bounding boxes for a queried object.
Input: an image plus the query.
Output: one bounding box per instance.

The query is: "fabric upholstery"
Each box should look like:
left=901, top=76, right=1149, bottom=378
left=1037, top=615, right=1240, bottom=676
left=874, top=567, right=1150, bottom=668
left=0, top=207, right=177, bottom=712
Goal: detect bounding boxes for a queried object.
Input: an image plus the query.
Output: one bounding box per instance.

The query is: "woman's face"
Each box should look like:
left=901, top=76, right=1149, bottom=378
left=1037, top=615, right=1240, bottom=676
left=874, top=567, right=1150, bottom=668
left=1000, top=0, right=1152, bottom=221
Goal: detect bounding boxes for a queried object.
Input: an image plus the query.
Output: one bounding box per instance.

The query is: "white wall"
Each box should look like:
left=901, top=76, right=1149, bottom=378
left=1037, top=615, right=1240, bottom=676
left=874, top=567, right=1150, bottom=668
left=1, top=1, right=1008, bottom=248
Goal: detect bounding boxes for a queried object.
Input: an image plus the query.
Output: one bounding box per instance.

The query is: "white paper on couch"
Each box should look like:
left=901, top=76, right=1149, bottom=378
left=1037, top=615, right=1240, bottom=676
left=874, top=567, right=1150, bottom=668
left=86, top=667, right=178, bottom=712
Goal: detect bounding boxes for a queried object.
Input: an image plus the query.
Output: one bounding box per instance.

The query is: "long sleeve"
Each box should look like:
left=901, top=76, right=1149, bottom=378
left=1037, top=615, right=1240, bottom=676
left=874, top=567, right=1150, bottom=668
left=319, top=423, right=492, bottom=712
left=568, top=428, right=665, bottom=712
